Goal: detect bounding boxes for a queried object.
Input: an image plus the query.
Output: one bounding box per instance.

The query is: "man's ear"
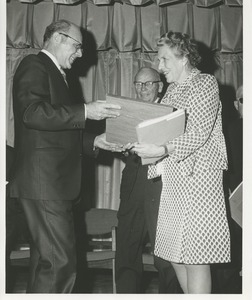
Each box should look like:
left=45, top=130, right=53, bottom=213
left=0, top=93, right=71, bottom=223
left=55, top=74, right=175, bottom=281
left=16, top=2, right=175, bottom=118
left=158, top=81, right=164, bottom=93
left=233, top=101, right=239, bottom=111
left=53, top=32, right=61, bottom=45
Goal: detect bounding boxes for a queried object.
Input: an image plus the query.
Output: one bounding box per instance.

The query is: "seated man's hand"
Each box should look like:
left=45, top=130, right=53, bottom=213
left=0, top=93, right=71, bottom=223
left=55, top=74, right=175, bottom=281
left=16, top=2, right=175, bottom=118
left=86, top=101, right=121, bottom=120
left=94, top=133, right=124, bottom=152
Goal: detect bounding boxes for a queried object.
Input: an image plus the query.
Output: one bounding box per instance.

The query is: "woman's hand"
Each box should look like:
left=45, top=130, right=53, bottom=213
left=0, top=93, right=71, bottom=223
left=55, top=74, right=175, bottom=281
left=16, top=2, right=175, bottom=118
left=131, top=143, right=166, bottom=158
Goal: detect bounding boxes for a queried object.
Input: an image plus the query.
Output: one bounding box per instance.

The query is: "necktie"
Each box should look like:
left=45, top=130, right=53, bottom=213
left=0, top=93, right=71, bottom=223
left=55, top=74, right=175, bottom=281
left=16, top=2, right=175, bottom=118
left=60, top=68, right=68, bottom=87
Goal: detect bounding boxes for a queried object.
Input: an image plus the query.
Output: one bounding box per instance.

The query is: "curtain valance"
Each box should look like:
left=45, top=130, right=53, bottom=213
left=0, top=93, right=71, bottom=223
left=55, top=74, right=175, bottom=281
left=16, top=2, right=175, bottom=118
left=14, top=0, right=243, bottom=7
left=7, top=1, right=242, bottom=53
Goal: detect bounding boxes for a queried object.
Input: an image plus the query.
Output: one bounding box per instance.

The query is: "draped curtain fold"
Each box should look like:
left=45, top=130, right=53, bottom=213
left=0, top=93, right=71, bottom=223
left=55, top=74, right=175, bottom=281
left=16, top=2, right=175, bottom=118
left=17, top=0, right=243, bottom=6
left=192, top=5, right=220, bottom=50
left=220, top=5, right=243, bottom=52
left=6, top=0, right=243, bottom=209
left=7, top=1, right=243, bottom=53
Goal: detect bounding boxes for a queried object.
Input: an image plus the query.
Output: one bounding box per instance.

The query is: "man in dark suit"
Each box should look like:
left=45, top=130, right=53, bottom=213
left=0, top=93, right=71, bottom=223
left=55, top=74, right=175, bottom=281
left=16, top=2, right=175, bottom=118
left=9, top=19, right=122, bottom=293
left=115, top=67, right=180, bottom=293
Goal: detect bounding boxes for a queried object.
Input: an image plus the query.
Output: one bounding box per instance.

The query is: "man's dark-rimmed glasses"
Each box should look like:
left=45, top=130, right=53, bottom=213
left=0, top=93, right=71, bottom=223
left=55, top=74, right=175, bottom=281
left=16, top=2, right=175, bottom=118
left=134, top=81, right=160, bottom=89
left=59, top=32, right=83, bottom=53
left=237, top=97, right=243, bottom=104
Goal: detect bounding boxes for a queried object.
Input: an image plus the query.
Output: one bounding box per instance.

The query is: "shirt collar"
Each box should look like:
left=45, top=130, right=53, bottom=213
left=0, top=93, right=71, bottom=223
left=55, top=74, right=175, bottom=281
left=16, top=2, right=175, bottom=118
left=41, top=49, right=62, bottom=71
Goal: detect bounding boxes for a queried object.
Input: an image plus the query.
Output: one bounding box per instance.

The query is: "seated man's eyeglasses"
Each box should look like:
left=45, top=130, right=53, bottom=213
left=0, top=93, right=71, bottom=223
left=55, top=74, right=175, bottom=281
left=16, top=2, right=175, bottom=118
left=59, top=32, right=83, bottom=53
left=237, top=97, right=243, bottom=104
left=134, top=81, right=160, bottom=89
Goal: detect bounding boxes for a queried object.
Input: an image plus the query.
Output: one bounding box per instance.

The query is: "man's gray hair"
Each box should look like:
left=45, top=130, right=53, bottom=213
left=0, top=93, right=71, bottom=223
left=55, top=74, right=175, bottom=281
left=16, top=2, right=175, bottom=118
left=43, top=19, right=73, bottom=44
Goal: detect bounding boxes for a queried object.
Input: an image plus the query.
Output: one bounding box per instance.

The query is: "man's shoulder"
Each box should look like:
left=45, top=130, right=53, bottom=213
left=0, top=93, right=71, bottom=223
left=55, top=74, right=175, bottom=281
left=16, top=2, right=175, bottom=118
left=17, top=52, right=55, bottom=74
left=14, top=52, right=51, bottom=82
left=18, top=52, right=43, bottom=68
left=21, top=51, right=53, bottom=65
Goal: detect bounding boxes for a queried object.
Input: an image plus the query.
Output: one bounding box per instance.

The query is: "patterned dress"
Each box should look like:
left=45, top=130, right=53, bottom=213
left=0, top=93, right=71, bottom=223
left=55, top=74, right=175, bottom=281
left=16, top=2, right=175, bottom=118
left=152, top=69, right=231, bottom=264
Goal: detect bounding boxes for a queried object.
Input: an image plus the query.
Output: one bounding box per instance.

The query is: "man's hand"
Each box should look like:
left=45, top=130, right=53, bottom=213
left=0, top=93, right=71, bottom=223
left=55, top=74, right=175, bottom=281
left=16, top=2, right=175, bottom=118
left=86, top=101, right=121, bottom=120
left=132, top=143, right=166, bottom=158
left=94, top=133, right=124, bottom=152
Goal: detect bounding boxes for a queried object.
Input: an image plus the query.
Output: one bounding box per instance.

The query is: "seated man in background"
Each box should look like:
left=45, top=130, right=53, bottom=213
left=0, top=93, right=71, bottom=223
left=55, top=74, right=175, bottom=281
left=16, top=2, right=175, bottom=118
left=115, top=67, right=181, bottom=293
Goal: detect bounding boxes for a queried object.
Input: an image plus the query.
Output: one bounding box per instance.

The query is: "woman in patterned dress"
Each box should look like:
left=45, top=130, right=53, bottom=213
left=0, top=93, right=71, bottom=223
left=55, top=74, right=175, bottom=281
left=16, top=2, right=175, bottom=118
left=132, top=31, right=231, bottom=293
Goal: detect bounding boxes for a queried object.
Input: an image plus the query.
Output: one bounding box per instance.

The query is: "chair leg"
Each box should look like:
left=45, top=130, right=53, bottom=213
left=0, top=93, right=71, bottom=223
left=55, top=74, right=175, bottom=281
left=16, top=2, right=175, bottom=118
left=112, top=226, right=117, bottom=293
left=112, top=258, right=116, bottom=293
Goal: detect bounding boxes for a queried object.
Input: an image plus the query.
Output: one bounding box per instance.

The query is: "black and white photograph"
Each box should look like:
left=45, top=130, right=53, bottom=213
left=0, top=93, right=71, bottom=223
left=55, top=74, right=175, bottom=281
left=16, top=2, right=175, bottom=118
left=1, top=0, right=251, bottom=299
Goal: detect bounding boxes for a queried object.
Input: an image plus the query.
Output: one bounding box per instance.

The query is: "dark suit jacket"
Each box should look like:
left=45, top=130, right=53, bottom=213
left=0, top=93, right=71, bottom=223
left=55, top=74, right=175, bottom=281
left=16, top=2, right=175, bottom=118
left=10, top=52, right=96, bottom=201
left=118, top=154, right=162, bottom=249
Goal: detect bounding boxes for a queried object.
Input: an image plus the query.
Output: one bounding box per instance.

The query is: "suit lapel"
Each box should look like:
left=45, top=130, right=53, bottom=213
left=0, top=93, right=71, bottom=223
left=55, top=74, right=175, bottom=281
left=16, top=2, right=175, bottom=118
left=37, top=52, right=71, bottom=103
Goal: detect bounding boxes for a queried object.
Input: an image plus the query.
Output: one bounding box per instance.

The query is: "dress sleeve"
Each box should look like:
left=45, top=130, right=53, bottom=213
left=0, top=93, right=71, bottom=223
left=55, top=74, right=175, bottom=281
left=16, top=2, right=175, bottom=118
left=169, top=74, right=220, bottom=162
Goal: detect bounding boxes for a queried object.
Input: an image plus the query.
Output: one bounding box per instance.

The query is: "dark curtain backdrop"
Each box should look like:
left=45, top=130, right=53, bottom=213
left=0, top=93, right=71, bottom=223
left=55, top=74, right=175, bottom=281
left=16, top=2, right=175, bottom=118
left=6, top=0, right=243, bottom=209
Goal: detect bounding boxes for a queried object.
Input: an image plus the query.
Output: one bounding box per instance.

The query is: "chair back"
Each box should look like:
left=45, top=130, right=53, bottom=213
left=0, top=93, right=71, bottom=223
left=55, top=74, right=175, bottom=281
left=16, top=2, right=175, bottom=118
left=84, top=208, right=118, bottom=293
left=84, top=208, right=118, bottom=235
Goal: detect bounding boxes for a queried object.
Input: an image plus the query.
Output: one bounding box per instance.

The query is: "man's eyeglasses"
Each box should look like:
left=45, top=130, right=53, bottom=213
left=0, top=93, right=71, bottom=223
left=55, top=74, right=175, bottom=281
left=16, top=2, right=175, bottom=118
left=237, top=97, right=243, bottom=104
left=134, top=81, right=160, bottom=89
left=59, top=32, right=83, bottom=53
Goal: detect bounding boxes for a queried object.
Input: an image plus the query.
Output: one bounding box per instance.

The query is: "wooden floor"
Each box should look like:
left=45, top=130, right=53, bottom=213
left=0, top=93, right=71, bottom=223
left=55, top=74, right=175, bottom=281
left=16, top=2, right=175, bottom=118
left=7, top=264, right=242, bottom=294
left=8, top=266, right=159, bottom=294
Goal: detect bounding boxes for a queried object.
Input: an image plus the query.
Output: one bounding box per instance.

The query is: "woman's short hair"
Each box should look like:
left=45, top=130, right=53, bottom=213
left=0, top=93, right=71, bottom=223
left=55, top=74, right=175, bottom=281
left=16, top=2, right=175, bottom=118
left=43, top=19, right=72, bottom=44
left=157, top=31, right=201, bottom=68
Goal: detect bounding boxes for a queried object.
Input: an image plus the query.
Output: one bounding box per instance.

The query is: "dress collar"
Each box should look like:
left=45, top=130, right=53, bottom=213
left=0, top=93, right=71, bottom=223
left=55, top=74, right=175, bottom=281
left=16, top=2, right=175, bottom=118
left=170, top=68, right=200, bottom=89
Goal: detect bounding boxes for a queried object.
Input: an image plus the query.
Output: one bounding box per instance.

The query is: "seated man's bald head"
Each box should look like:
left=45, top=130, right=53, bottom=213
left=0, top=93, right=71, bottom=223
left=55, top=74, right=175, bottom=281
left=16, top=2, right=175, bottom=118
left=134, top=67, right=163, bottom=102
